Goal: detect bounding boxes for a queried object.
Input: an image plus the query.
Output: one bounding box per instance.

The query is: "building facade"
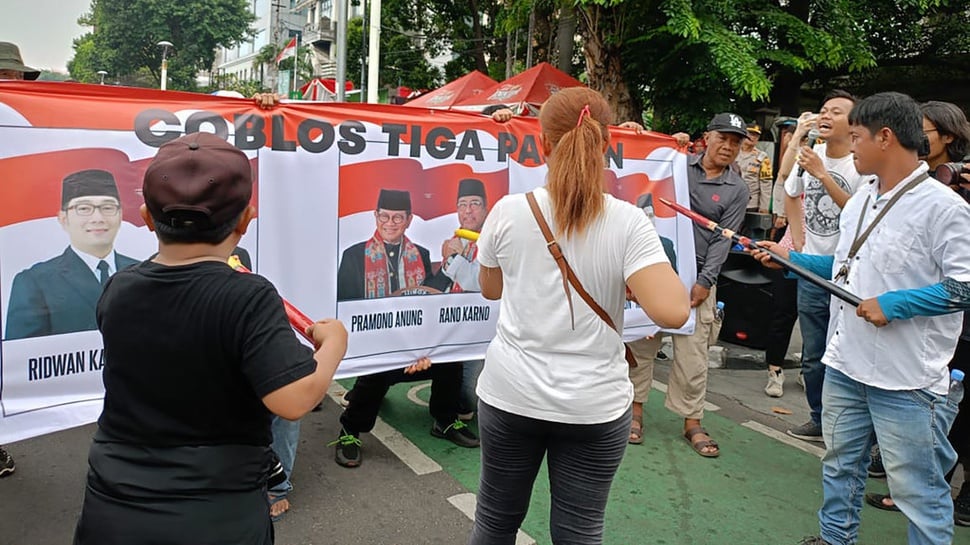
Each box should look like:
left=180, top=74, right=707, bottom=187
left=211, top=0, right=306, bottom=89
left=297, top=0, right=365, bottom=79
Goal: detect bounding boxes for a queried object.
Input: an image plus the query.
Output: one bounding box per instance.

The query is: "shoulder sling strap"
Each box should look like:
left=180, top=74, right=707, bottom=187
left=525, top=191, right=638, bottom=368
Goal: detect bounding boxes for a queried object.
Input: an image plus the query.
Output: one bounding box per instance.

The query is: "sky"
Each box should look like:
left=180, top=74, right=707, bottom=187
left=0, top=0, right=92, bottom=73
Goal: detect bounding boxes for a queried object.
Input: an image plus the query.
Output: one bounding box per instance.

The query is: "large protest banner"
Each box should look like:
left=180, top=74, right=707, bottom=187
left=0, top=82, right=694, bottom=444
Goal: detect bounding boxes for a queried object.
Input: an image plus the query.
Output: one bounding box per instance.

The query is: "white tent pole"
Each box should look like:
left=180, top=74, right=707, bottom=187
left=367, top=0, right=381, bottom=103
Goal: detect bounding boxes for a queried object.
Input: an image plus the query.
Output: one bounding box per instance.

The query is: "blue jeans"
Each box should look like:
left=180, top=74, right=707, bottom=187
left=819, top=368, right=958, bottom=545
left=460, top=359, right=484, bottom=413
left=797, top=280, right=830, bottom=426
left=269, top=416, right=300, bottom=498
left=468, top=402, right=630, bottom=545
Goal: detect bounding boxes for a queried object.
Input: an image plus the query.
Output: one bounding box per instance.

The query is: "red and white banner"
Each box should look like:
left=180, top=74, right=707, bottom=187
left=0, top=81, right=694, bottom=443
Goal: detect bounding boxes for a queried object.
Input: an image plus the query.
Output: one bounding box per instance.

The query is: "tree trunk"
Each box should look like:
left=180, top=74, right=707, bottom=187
left=772, top=69, right=804, bottom=116
left=771, top=0, right=811, bottom=115
left=506, top=32, right=514, bottom=79
left=578, top=4, right=638, bottom=124
left=468, top=0, right=489, bottom=73
left=531, top=1, right=555, bottom=65
left=526, top=4, right=535, bottom=68
left=555, top=5, right=577, bottom=73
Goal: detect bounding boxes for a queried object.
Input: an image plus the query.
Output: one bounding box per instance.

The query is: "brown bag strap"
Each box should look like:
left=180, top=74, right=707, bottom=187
left=525, top=192, right=637, bottom=367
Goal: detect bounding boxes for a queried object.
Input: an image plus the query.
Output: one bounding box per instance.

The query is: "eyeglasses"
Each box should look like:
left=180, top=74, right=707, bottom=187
left=67, top=203, right=121, bottom=216
left=377, top=212, right=408, bottom=225
left=457, top=200, right=484, bottom=211
left=924, top=129, right=938, bottom=135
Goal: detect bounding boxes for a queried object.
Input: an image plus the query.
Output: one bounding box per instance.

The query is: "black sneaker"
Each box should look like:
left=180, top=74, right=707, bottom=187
left=867, top=444, right=886, bottom=478
left=0, top=446, right=14, bottom=477
left=431, top=419, right=480, bottom=448
left=329, top=430, right=362, bottom=468
left=787, top=421, right=824, bottom=442
left=797, top=537, right=831, bottom=545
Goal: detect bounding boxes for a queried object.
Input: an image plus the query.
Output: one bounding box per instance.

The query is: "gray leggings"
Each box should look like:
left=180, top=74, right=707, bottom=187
left=468, top=401, right=631, bottom=545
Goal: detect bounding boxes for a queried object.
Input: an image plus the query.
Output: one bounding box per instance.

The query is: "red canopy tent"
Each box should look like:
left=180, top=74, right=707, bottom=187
left=404, top=70, right=498, bottom=109
left=300, top=78, right=355, bottom=101
left=450, top=62, right=584, bottom=115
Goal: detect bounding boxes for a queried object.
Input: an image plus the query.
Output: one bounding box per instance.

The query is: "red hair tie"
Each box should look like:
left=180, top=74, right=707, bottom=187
left=576, top=104, right=591, bottom=127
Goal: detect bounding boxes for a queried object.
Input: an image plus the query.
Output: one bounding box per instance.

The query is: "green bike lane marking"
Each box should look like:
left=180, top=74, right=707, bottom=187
left=342, top=379, right=918, bottom=544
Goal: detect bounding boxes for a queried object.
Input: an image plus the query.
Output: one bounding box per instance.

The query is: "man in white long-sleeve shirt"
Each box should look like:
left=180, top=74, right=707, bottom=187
left=756, top=92, right=970, bottom=545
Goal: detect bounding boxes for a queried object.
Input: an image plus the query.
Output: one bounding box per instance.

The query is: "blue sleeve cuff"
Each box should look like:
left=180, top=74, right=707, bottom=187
left=877, top=280, right=970, bottom=321
left=787, top=252, right=834, bottom=279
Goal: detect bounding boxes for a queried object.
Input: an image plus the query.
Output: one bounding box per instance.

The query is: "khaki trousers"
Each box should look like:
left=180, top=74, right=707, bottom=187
left=627, top=285, right=718, bottom=420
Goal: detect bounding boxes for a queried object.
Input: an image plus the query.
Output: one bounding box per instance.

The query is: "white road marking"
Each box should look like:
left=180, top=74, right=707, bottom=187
left=406, top=383, right=431, bottom=407
left=448, top=493, right=537, bottom=545
left=742, top=420, right=825, bottom=458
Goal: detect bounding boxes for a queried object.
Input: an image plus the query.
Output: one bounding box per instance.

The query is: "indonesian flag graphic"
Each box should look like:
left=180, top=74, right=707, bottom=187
left=275, top=37, right=297, bottom=64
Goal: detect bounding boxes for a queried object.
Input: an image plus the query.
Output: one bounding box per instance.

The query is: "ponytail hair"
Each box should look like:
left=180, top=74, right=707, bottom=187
left=538, top=87, right=612, bottom=238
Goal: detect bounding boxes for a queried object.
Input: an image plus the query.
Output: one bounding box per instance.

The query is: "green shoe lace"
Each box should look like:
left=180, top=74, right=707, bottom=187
left=328, top=433, right=362, bottom=447
left=442, top=419, right=469, bottom=433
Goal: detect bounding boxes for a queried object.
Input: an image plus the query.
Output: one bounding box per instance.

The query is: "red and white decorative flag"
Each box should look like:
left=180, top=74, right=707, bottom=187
left=275, top=37, right=297, bottom=64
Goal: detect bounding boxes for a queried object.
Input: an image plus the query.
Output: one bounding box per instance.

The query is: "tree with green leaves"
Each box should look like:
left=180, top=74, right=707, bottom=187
left=68, top=0, right=255, bottom=90
left=345, top=17, right=442, bottom=93
left=252, top=44, right=279, bottom=88
left=494, top=0, right=968, bottom=132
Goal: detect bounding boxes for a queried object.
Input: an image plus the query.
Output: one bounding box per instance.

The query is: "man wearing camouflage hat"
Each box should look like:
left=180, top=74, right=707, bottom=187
left=0, top=42, right=40, bottom=81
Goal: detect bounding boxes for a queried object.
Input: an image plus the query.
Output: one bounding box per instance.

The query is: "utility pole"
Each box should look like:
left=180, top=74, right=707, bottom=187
left=336, top=0, right=348, bottom=101
left=272, top=0, right=285, bottom=92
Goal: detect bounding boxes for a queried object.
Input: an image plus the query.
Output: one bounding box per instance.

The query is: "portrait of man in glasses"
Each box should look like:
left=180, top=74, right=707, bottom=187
left=336, top=189, right=432, bottom=301
left=424, top=178, right=488, bottom=293
left=5, top=169, right=139, bottom=340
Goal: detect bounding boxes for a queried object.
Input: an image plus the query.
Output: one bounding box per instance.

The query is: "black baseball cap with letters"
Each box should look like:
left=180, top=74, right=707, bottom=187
left=143, top=132, right=253, bottom=230
left=706, top=113, right=749, bottom=138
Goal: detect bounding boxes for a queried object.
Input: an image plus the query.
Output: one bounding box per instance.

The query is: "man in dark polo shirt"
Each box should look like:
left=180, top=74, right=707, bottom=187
left=626, top=113, right=749, bottom=457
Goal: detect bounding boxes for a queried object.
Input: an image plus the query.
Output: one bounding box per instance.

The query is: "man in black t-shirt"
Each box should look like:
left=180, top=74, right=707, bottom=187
left=73, top=132, right=347, bottom=545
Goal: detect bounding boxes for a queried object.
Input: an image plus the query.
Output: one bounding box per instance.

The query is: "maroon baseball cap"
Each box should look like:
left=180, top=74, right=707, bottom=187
left=143, top=132, right=252, bottom=230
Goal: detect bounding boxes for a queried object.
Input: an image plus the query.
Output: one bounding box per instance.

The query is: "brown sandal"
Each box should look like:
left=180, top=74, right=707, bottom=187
left=629, top=416, right=644, bottom=445
left=684, top=426, right=719, bottom=458
left=865, top=493, right=899, bottom=512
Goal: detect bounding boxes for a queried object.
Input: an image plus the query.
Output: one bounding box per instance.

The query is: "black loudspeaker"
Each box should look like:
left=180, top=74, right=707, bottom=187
left=716, top=252, right=774, bottom=349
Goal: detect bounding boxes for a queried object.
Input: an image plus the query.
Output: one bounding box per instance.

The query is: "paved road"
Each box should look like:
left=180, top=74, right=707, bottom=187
left=2, top=341, right=967, bottom=544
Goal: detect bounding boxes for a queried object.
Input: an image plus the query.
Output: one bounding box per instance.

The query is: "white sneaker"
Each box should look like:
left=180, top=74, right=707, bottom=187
left=765, top=369, right=784, bottom=398
left=796, top=371, right=805, bottom=390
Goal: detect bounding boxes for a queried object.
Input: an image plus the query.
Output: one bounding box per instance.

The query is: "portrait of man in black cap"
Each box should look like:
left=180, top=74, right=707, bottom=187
left=336, top=189, right=432, bottom=301
left=425, top=178, right=488, bottom=293
left=5, top=169, right=139, bottom=340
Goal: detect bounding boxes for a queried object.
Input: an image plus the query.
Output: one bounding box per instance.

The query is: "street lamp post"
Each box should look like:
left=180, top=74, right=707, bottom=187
left=96, top=70, right=107, bottom=85
left=157, top=41, right=173, bottom=90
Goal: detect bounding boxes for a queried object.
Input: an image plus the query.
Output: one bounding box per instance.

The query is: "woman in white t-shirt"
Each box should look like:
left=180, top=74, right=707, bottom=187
left=468, top=87, right=689, bottom=545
